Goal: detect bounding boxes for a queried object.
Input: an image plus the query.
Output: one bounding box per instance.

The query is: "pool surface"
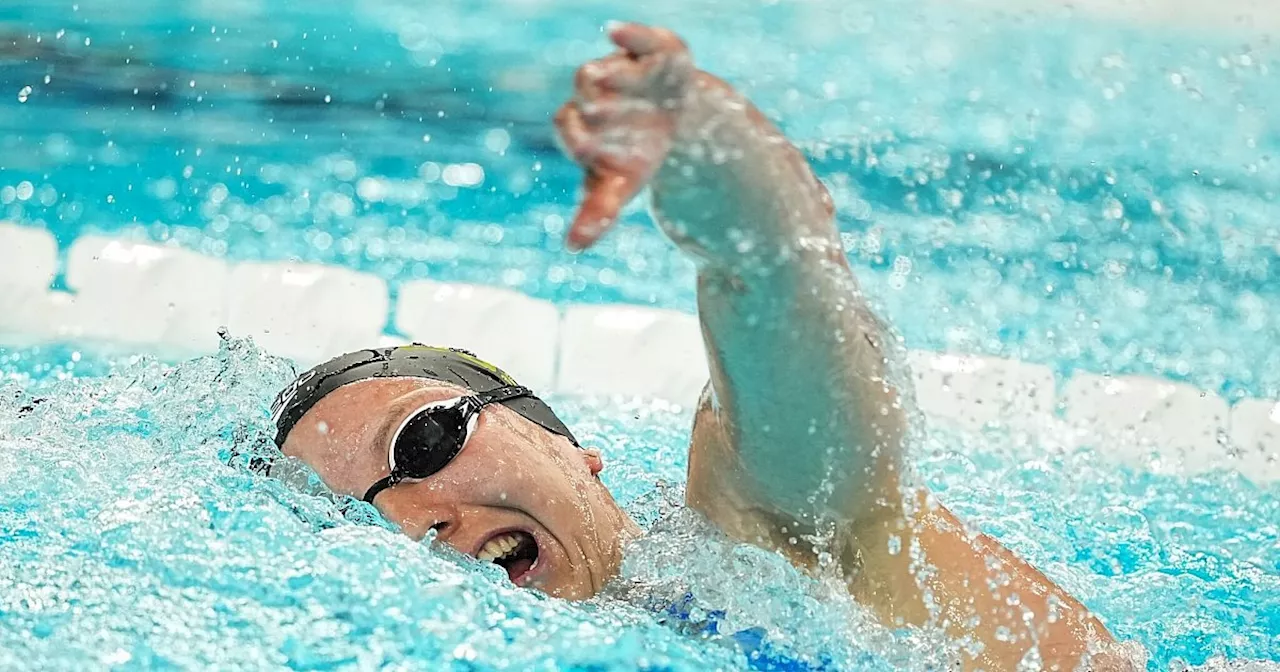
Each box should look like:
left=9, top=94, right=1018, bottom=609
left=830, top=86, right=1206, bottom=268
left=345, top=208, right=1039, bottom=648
left=1, top=0, right=1278, bottom=669
left=2, top=339, right=1277, bottom=669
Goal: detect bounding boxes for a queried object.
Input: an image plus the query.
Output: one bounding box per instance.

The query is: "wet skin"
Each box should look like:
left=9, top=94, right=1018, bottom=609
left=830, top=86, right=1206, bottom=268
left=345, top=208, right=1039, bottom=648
left=284, top=22, right=1140, bottom=671
left=281, top=377, right=639, bottom=600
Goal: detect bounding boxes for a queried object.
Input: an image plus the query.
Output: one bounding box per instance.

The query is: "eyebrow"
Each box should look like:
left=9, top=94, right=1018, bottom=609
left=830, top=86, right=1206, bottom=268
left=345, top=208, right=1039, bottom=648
left=368, top=396, right=423, bottom=465
left=365, top=385, right=466, bottom=464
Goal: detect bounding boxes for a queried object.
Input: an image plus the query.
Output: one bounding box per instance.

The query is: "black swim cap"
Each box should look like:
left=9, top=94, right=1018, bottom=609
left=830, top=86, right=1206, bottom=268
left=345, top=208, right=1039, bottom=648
left=270, top=344, right=579, bottom=448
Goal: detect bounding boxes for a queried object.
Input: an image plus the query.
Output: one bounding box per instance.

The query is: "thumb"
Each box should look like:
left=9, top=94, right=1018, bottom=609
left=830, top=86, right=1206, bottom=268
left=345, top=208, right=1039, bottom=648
left=566, top=170, right=641, bottom=251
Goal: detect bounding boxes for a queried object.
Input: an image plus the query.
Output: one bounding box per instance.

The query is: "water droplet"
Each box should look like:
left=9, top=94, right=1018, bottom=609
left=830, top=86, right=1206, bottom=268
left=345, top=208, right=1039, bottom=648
left=483, top=128, right=511, bottom=154
left=17, top=86, right=32, bottom=103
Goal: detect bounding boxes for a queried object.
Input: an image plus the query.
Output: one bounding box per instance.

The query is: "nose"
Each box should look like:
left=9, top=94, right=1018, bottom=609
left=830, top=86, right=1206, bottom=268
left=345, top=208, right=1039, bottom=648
left=375, top=486, right=477, bottom=554
left=410, top=506, right=489, bottom=559
left=424, top=515, right=477, bottom=558
left=395, top=499, right=462, bottom=545
left=421, top=510, right=457, bottom=544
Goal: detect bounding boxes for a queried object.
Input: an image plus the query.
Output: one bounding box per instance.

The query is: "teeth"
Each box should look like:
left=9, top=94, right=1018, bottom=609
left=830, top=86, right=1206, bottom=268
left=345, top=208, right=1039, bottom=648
left=477, top=533, right=523, bottom=563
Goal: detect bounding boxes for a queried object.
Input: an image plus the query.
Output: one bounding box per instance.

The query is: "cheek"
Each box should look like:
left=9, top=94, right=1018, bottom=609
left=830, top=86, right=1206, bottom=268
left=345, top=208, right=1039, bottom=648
left=322, top=423, right=377, bottom=467
left=446, top=455, right=567, bottom=510
left=458, top=416, right=587, bottom=495
left=453, top=457, right=535, bottom=499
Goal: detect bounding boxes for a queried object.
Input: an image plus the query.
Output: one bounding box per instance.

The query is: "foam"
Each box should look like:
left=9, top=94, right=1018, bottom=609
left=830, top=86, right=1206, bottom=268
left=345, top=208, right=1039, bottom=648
left=954, top=0, right=1280, bottom=35
left=0, top=223, right=56, bottom=290
left=0, top=225, right=1274, bottom=483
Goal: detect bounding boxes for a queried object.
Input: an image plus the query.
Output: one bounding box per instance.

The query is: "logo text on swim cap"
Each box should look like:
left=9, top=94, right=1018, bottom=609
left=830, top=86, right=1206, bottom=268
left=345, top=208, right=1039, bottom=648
left=271, top=369, right=319, bottom=426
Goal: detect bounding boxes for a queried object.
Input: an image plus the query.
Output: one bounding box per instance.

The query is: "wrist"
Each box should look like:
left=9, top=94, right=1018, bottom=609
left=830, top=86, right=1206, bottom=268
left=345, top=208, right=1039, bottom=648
left=646, top=73, right=841, bottom=273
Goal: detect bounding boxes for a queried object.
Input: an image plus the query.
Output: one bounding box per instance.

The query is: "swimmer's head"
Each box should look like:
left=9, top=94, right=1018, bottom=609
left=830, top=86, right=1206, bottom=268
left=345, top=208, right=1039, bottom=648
left=269, top=346, right=639, bottom=599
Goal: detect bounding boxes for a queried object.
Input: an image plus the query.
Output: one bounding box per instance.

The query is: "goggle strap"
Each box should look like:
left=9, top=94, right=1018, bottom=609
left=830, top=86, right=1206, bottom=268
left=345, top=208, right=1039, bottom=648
left=363, top=475, right=397, bottom=503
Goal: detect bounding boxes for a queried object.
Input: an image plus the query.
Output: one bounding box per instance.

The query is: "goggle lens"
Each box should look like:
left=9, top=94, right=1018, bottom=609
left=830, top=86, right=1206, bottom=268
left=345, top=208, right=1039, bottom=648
left=362, top=386, right=532, bottom=503
left=393, top=405, right=469, bottom=479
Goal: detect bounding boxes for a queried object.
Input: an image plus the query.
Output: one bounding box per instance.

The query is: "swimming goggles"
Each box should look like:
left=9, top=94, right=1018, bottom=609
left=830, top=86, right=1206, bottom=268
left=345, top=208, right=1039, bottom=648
left=362, top=385, right=533, bottom=503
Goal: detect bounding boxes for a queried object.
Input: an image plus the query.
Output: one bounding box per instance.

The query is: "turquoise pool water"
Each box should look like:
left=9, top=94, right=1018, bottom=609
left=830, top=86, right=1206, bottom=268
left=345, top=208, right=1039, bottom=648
left=3, top=0, right=1279, bottom=397
left=1, top=0, right=1278, bottom=669
left=2, top=339, right=1277, bottom=669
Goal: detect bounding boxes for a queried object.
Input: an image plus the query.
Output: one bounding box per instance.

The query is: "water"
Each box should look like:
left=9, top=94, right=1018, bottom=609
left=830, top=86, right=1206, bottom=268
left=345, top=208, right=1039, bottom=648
left=1, top=0, right=1278, bottom=669
left=0, top=339, right=915, bottom=670
left=2, top=338, right=1276, bottom=669
left=2, top=0, right=1279, bottom=396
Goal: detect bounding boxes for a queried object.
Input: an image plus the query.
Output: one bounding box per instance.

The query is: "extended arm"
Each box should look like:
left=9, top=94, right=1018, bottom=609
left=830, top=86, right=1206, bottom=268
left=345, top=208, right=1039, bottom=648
left=649, top=72, right=906, bottom=525
left=554, top=23, right=1130, bottom=671
left=555, top=25, right=905, bottom=522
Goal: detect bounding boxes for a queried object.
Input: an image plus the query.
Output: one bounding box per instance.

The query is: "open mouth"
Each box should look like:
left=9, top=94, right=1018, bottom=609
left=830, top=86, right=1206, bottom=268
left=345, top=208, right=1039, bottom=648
left=476, top=530, right=540, bottom=584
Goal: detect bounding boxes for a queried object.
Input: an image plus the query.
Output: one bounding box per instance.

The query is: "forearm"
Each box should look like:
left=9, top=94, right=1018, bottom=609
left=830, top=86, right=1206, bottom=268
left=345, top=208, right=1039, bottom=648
left=651, top=87, right=907, bottom=522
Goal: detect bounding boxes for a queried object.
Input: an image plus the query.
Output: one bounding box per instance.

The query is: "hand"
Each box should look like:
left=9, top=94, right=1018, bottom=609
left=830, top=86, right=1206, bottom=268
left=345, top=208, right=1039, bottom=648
left=554, top=23, right=695, bottom=251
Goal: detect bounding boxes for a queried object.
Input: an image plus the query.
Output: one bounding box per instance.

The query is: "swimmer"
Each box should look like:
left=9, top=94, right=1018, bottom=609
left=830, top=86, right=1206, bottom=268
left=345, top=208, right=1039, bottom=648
left=268, top=23, right=1138, bottom=671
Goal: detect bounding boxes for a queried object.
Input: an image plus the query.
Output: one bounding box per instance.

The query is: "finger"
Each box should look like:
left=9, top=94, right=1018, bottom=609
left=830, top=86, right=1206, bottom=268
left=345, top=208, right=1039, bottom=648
left=596, top=57, right=649, bottom=93
left=552, top=104, right=599, bottom=164
left=573, top=58, right=610, bottom=100
left=578, top=96, right=659, bottom=129
left=575, top=53, right=647, bottom=99
left=607, top=22, right=686, bottom=58
left=567, top=170, right=641, bottom=251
